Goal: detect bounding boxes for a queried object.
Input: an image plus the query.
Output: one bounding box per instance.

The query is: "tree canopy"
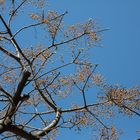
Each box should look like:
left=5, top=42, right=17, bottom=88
left=0, top=1, right=139, bottom=139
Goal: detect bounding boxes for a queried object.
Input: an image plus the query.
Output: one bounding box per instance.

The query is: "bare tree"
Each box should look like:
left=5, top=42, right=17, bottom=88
left=0, top=1, right=139, bottom=139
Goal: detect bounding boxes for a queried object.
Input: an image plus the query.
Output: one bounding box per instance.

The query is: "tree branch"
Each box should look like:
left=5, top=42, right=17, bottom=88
left=7, top=125, right=39, bottom=140
left=35, top=109, right=61, bottom=137
left=34, top=32, right=88, bottom=59
left=7, top=70, right=31, bottom=118
left=0, top=85, right=12, bottom=98
left=0, top=46, right=21, bottom=65
left=8, top=0, right=27, bottom=26
left=35, top=84, right=58, bottom=111
left=0, top=15, right=30, bottom=65
left=12, top=11, right=68, bottom=38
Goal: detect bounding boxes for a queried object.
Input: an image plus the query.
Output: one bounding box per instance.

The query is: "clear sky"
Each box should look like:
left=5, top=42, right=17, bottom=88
left=49, top=0, right=140, bottom=140
left=1, top=0, right=140, bottom=140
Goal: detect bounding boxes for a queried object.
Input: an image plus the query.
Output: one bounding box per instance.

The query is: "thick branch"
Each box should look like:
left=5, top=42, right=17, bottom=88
left=0, top=118, right=11, bottom=134
left=34, top=80, right=58, bottom=111
left=7, top=70, right=31, bottom=118
left=37, top=88, right=58, bottom=111
left=33, top=79, right=61, bottom=137
left=7, top=125, right=39, bottom=140
left=0, top=71, right=31, bottom=139
left=35, top=109, right=61, bottom=137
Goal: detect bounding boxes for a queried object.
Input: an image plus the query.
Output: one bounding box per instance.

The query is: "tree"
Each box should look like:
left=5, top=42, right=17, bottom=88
left=0, top=1, right=139, bottom=139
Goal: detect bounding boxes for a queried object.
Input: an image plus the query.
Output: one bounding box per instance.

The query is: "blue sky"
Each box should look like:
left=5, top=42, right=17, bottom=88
left=49, top=0, right=140, bottom=140
left=0, top=0, right=140, bottom=140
